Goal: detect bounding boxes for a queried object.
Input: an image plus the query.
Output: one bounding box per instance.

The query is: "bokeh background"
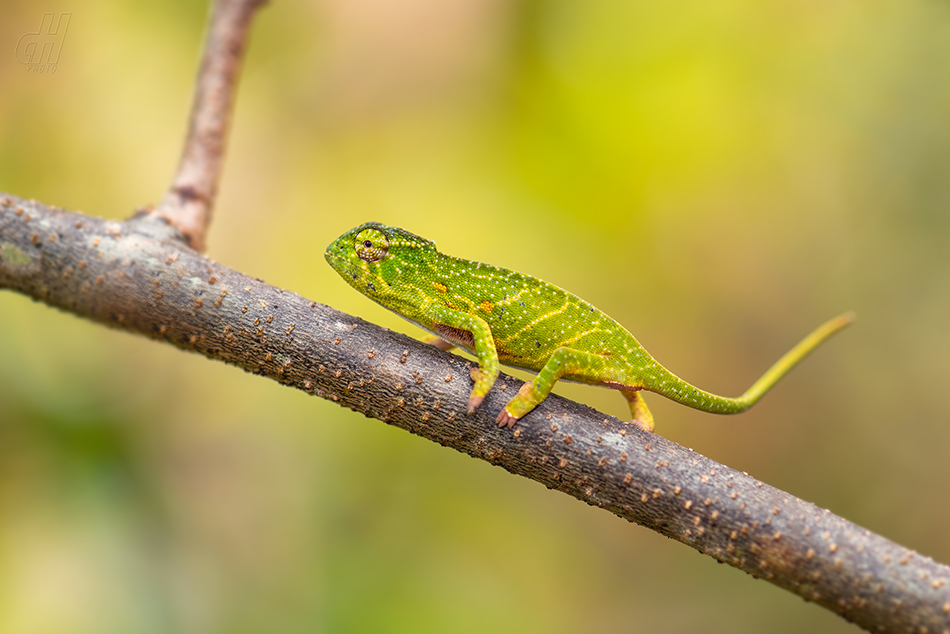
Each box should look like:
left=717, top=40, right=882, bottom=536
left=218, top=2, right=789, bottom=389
left=2, top=1, right=950, bottom=632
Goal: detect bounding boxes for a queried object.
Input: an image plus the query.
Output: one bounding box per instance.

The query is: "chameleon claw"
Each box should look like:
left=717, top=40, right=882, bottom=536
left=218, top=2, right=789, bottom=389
left=630, top=418, right=655, bottom=433
left=495, top=409, right=519, bottom=428
left=467, top=395, right=483, bottom=414
left=494, top=382, right=532, bottom=427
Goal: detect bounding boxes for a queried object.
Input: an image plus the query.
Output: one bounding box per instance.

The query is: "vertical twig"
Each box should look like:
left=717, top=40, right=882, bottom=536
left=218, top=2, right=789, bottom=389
left=153, top=0, right=266, bottom=251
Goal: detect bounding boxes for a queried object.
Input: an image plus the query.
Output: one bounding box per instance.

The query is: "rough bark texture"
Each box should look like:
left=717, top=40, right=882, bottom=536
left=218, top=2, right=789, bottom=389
left=2, top=194, right=949, bottom=633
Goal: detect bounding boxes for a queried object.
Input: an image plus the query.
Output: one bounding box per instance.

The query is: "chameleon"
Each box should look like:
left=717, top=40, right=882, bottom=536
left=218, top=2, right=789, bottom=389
left=325, top=222, right=853, bottom=433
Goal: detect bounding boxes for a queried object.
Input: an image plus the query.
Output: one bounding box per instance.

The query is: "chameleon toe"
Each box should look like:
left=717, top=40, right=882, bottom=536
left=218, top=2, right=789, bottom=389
left=466, top=395, right=483, bottom=414
left=495, top=409, right=519, bottom=428
left=631, top=418, right=655, bottom=433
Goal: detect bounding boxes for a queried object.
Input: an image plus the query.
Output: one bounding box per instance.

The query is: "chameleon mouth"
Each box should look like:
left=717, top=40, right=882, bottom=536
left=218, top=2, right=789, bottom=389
left=325, top=247, right=369, bottom=286
left=324, top=245, right=348, bottom=269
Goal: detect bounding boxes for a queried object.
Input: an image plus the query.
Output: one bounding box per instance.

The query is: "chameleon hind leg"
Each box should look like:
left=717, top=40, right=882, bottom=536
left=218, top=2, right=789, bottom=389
left=621, top=389, right=655, bottom=433
left=496, top=347, right=613, bottom=428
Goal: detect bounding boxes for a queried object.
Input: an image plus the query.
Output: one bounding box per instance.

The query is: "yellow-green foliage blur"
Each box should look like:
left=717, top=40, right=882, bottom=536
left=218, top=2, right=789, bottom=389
left=2, top=1, right=949, bottom=632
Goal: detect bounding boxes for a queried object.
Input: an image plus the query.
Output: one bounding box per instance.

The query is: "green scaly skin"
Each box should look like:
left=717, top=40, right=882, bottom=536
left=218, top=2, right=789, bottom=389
left=325, top=222, right=853, bottom=433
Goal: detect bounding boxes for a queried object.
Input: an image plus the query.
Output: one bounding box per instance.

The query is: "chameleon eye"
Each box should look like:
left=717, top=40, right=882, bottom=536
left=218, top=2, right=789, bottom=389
left=355, top=228, right=389, bottom=263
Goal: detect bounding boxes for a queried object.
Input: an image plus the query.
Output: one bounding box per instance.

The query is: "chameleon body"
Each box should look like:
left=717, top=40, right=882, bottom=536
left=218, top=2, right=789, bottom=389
left=325, top=222, right=853, bottom=432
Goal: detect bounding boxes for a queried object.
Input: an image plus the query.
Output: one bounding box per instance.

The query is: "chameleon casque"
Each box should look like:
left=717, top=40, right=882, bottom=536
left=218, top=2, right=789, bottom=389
left=325, top=222, right=853, bottom=433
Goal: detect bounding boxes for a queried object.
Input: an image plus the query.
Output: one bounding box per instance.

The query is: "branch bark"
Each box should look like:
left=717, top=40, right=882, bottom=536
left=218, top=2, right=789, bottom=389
left=1, top=194, right=949, bottom=633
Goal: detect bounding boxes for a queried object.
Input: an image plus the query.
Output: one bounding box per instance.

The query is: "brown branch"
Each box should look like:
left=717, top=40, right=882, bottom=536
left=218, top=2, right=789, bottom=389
left=1, top=195, right=949, bottom=633
left=152, top=0, right=266, bottom=251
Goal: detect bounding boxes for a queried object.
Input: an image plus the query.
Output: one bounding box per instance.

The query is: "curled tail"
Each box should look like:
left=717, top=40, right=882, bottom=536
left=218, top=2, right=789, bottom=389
left=643, top=312, right=854, bottom=414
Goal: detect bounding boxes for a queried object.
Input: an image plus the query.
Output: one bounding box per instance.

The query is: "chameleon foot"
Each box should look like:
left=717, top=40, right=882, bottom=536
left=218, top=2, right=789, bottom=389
left=495, top=381, right=535, bottom=428
left=467, top=366, right=495, bottom=414
left=630, top=418, right=655, bottom=433
left=495, top=409, right=519, bottom=428
left=467, top=395, right=483, bottom=414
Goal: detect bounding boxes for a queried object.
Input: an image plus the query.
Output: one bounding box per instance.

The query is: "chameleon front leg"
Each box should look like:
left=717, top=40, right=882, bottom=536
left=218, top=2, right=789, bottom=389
left=423, top=304, right=499, bottom=413
left=496, top=347, right=612, bottom=428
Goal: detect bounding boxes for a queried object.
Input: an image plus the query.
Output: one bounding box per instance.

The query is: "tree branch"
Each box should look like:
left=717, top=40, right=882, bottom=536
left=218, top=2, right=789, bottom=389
left=1, top=194, right=948, bottom=633
left=152, top=0, right=265, bottom=251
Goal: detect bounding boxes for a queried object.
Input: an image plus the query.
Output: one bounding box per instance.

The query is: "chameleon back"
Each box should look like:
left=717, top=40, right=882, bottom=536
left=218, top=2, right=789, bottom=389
left=431, top=255, right=654, bottom=380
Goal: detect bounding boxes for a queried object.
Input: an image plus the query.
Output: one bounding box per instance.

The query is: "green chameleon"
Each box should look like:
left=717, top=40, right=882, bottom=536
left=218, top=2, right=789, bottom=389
left=325, top=222, right=853, bottom=433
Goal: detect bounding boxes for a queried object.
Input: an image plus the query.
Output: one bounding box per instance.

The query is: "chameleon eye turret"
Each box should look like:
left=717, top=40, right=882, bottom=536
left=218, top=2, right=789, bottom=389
left=327, top=222, right=853, bottom=434
left=355, top=227, right=389, bottom=263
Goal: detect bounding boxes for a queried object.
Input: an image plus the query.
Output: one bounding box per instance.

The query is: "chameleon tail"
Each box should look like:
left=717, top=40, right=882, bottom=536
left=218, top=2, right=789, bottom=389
left=644, top=312, right=855, bottom=414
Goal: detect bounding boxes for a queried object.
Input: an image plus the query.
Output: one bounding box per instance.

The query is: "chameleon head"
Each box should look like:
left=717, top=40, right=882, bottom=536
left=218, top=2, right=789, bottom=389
left=325, top=222, right=436, bottom=308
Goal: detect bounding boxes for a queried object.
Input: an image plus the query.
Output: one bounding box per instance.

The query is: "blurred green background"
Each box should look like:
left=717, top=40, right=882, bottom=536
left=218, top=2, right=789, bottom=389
left=2, top=1, right=949, bottom=632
